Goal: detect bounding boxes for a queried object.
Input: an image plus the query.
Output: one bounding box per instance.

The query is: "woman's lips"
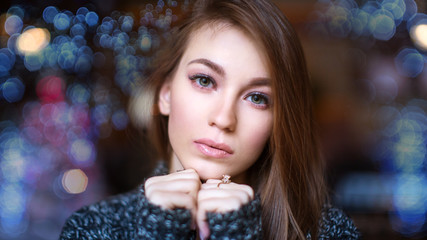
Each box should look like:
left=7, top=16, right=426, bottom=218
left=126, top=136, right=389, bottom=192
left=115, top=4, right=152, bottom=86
left=194, top=139, right=233, bottom=158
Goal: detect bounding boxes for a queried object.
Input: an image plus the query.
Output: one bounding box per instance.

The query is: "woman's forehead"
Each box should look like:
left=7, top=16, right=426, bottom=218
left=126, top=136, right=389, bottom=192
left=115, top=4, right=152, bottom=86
left=181, top=23, right=271, bottom=77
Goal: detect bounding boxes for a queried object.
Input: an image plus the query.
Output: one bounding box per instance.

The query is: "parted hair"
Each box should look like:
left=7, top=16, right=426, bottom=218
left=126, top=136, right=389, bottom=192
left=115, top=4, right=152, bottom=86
left=141, top=0, right=327, bottom=239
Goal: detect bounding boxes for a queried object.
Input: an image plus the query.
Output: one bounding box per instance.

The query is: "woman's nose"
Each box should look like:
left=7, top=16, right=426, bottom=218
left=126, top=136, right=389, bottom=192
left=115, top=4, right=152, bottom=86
left=208, top=99, right=237, bottom=132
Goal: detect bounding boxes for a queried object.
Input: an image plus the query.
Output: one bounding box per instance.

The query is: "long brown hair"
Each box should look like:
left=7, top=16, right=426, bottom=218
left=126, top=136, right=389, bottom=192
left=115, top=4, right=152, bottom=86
left=140, top=0, right=326, bottom=239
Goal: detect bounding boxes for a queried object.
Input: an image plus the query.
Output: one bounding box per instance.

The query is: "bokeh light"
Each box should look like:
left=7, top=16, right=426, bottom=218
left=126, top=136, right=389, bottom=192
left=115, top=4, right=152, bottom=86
left=313, top=1, right=427, bottom=237
left=6, top=6, right=25, bottom=20
left=313, top=0, right=419, bottom=41
left=4, top=15, right=23, bottom=35
left=69, top=139, right=96, bottom=167
left=1, top=77, right=25, bottom=103
left=42, top=6, right=59, bottom=24
left=36, top=76, right=65, bottom=103
left=112, top=109, right=129, bottom=130
left=85, top=11, right=99, bottom=27
left=368, top=9, right=396, bottom=41
left=0, top=48, right=16, bottom=77
left=392, top=174, right=427, bottom=235
left=16, top=28, right=50, bottom=55
left=373, top=99, right=427, bottom=236
left=394, top=48, right=425, bottom=78
left=53, top=13, right=70, bottom=31
left=410, top=23, right=427, bottom=51
left=61, top=169, right=88, bottom=194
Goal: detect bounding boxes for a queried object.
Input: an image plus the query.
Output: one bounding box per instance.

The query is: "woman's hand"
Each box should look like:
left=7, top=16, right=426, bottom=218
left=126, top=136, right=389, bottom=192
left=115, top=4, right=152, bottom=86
left=196, top=179, right=254, bottom=240
left=144, top=169, right=201, bottom=228
left=145, top=170, right=254, bottom=239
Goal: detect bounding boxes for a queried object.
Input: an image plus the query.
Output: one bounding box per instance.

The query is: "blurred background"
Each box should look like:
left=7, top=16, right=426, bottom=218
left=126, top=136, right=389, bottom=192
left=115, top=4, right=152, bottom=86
left=0, top=0, right=426, bottom=239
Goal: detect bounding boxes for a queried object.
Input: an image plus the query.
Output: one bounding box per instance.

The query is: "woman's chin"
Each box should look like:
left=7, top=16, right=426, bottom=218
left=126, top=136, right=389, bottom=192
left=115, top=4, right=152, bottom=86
left=197, top=169, right=222, bottom=181
left=184, top=164, right=223, bottom=181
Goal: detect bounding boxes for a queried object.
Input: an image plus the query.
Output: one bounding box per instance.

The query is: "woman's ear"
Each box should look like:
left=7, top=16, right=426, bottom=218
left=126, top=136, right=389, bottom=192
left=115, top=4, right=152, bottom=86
left=158, top=81, right=171, bottom=115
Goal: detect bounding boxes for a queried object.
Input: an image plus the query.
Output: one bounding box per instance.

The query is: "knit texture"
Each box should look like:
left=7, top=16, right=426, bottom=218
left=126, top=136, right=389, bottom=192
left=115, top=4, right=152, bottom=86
left=317, top=206, right=360, bottom=239
left=59, top=164, right=360, bottom=239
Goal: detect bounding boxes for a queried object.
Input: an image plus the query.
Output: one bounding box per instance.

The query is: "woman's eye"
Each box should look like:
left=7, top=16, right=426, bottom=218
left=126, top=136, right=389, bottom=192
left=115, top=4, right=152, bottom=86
left=246, top=93, right=269, bottom=108
left=189, top=74, right=215, bottom=89
left=198, top=77, right=212, bottom=87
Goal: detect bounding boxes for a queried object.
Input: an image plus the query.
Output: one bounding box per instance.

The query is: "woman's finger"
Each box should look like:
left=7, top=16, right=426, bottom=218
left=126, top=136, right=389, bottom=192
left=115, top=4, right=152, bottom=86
left=196, top=196, right=242, bottom=240
left=202, top=181, right=254, bottom=199
left=144, top=169, right=201, bottom=229
left=197, top=187, right=251, bottom=204
left=145, top=178, right=201, bottom=200
left=145, top=169, right=199, bottom=187
left=149, top=190, right=198, bottom=228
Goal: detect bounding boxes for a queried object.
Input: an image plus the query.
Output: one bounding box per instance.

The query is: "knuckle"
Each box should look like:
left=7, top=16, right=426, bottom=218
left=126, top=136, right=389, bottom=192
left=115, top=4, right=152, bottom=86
left=189, top=171, right=200, bottom=179
left=144, top=178, right=154, bottom=187
left=229, top=197, right=242, bottom=210
left=148, top=191, right=163, bottom=204
left=241, top=184, right=254, bottom=198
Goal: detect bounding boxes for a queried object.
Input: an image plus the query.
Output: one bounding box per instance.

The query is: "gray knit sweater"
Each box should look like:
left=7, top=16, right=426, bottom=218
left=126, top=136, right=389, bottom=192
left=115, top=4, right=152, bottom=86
left=59, top=164, right=360, bottom=239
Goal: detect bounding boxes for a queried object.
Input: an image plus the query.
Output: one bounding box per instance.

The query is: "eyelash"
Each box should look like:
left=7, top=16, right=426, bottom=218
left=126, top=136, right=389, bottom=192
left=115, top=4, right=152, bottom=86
left=189, top=74, right=216, bottom=89
left=188, top=73, right=270, bottom=109
left=244, top=92, right=270, bottom=109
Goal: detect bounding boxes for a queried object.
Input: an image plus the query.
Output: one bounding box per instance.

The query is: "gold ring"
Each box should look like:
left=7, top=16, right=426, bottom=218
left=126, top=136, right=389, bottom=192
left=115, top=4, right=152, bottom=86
left=217, top=174, right=231, bottom=188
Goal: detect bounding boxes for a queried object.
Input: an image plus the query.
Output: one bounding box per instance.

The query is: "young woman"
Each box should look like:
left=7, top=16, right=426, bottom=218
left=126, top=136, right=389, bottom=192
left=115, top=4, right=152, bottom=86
left=60, top=0, right=360, bottom=239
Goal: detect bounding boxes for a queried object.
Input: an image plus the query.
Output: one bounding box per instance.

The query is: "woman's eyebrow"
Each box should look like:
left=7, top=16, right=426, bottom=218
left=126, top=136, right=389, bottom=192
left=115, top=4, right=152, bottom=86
left=188, top=58, right=225, bottom=76
left=248, top=78, right=271, bottom=87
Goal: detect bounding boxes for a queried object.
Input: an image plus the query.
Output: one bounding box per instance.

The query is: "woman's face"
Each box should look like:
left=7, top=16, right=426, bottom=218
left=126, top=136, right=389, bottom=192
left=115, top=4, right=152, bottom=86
left=158, top=24, right=273, bottom=182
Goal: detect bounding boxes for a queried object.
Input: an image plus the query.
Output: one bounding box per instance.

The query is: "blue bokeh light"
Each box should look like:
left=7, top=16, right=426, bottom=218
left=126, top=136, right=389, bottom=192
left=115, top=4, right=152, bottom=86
left=0, top=2, right=190, bottom=238
left=395, top=48, right=425, bottom=78
left=43, top=45, right=57, bottom=68
left=67, top=83, right=91, bottom=104
left=0, top=48, right=16, bottom=77
left=317, top=0, right=421, bottom=41
left=7, top=33, right=20, bottom=53
left=72, top=35, right=87, bottom=48
left=374, top=98, right=427, bottom=235
left=24, top=53, right=44, bottom=72
left=4, top=15, right=23, bottom=36
left=92, top=104, right=111, bottom=126
left=369, top=9, right=396, bottom=41
left=6, top=6, right=24, bottom=19
left=0, top=184, right=28, bottom=236
left=53, top=13, right=71, bottom=31
left=74, top=14, right=86, bottom=25
left=112, top=109, right=129, bottom=130
left=1, top=77, right=25, bottom=103
left=350, top=8, right=369, bottom=36
left=403, top=0, right=417, bottom=21
left=76, top=7, right=89, bottom=16
left=85, top=11, right=99, bottom=27
left=74, top=54, right=92, bottom=74
left=0, top=122, right=29, bottom=236
left=392, top=174, right=427, bottom=235
left=70, top=23, right=86, bottom=37
left=120, top=16, right=134, bottom=32
left=99, top=20, right=114, bottom=34
left=43, top=6, right=59, bottom=24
